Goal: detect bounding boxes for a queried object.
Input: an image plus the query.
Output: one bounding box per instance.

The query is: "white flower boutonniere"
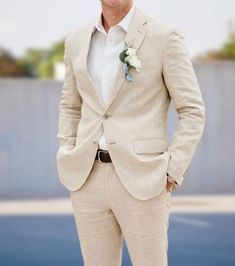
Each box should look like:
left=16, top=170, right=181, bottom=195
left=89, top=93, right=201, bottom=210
left=119, top=42, right=141, bottom=81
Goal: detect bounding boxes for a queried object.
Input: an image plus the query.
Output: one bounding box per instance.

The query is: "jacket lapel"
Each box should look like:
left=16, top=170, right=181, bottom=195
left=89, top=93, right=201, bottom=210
left=105, top=7, right=150, bottom=111
left=80, top=6, right=150, bottom=113
left=77, top=21, right=106, bottom=112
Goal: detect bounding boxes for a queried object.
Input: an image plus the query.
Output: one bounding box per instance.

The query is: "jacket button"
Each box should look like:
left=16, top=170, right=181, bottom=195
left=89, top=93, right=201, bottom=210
left=93, top=140, right=98, bottom=145
left=104, top=114, right=112, bottom=119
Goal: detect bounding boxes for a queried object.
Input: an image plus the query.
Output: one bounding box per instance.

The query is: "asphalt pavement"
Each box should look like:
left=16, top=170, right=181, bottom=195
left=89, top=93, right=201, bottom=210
left=0, top=195, right=235, bottom=266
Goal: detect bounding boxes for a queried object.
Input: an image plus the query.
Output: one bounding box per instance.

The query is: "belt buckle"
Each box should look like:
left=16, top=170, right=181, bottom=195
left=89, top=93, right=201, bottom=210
left=97, top=150, right=102, bottom=163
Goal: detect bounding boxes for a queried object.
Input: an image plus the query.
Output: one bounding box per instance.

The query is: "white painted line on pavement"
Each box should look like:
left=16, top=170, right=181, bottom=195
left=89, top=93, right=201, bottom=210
left=0, top=195, right=235, bottom=215
left=171, top=215, right=210, bottom=227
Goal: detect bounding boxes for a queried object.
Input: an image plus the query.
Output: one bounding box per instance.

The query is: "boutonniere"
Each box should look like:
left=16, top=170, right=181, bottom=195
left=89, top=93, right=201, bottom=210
left=119, top=42, right=141, bottom=81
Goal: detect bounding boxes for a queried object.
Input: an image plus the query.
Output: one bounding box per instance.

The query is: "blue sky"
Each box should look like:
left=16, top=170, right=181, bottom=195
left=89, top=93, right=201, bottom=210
left=0, top=0, right=234, bottom=58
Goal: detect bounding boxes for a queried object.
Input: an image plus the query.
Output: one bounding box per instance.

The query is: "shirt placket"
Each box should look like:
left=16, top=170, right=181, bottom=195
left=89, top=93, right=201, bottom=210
left=101, top=28, right=116, bottom=106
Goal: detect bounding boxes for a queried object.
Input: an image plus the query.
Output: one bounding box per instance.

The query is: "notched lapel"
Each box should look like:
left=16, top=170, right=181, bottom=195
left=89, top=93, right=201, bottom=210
left=105, top=7, right=150, bottom=112
left=77, top=20, right=106, bottom=112
left=78, top=7, right=150, bottom=114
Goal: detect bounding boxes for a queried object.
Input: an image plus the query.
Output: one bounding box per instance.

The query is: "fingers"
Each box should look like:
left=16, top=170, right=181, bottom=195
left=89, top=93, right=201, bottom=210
left=166, top=181, right=177, bottom=192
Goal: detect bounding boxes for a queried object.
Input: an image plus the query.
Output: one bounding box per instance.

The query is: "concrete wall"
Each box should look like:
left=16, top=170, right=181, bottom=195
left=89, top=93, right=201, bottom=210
left=0, top=61, right=234, bottom=199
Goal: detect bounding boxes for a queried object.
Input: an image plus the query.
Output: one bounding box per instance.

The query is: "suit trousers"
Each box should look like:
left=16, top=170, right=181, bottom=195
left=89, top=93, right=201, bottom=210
left=70, top=159, right=172, bottom=266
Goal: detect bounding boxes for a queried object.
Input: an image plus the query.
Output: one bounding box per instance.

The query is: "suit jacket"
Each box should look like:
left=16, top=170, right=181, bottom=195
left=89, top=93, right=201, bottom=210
left=56, top=6, right=206, bottom=200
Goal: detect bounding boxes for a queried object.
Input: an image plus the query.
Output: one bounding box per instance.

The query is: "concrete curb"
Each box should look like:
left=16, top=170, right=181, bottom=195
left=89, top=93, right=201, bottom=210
left=0, top=195, right=235, bottom=215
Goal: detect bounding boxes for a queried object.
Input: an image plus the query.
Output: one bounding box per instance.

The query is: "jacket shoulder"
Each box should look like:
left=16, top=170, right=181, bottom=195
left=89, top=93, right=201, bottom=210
left=143, top=10, right=185, bottom=38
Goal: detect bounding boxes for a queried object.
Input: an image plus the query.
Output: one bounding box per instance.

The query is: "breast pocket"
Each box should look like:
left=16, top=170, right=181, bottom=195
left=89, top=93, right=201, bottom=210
left=132, top=137, right=168, bottom=154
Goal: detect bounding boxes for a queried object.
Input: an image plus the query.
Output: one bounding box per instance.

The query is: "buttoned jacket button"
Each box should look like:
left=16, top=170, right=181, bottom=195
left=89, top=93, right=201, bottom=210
left=103, top=114, right=111, bottom=119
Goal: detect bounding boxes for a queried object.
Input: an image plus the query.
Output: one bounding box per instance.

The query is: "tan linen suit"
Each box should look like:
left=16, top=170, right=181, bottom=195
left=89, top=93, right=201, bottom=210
left=56, top=5, right=205, bottom=265
left=56, top=7, right=205, bottom=200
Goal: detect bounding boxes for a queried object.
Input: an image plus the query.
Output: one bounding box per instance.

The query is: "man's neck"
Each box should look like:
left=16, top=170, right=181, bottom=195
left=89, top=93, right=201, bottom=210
left=101, top=1, right=133, bottom=33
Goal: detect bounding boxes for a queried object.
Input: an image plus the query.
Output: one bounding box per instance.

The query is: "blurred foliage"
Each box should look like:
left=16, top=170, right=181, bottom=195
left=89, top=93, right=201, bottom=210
left=17, top=39, right=64, bottom=79
left=195, top=21, right=235, bottom=61
left=0, top=48, right=28, bottom=77
left=221, top=31, right=235, bottom=59
left=0, top=38, right=64, bottom=78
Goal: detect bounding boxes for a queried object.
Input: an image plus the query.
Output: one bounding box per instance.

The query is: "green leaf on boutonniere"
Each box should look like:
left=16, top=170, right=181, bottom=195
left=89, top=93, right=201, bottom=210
left=119, top=49, right=128, bottom=64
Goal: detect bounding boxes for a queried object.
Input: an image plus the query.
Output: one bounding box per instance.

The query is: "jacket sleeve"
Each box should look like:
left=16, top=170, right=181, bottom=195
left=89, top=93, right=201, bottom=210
left=163, top=24, right=206, bottom=186
left=56, top=32, right=82, bottom=149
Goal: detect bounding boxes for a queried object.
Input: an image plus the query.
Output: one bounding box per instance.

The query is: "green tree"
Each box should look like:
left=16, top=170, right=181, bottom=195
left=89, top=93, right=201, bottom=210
left=221, top=21, right=235, bottom=59
left=0, top=47, right=27, bottom=77
left=194, top=20, right=235, bottom=61
left=18, top=38, right=64, bottom=79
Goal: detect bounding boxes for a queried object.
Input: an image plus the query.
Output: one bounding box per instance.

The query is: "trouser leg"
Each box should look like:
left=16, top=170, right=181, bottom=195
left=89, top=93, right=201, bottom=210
left=70, top=161, right=123, bottom=266
left=106, top=163, right=171, bottom=266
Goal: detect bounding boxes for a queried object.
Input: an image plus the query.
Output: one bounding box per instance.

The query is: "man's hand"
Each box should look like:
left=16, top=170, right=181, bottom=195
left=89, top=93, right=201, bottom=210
left=166, top=180, right=177, bottom=192
left=166, top=174, right=178, bottom=192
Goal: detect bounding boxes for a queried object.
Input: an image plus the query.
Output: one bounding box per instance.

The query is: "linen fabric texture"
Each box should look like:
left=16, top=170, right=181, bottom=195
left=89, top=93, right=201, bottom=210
left=56, top=6, right=206, bottom=200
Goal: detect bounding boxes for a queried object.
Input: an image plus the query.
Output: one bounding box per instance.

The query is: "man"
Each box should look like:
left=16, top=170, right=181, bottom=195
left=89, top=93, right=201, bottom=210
left=56, top=0, right=205, bottom=265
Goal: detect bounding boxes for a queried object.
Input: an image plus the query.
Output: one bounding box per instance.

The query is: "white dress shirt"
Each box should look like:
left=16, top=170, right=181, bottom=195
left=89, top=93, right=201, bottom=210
left=87, top=4, right=136, bottom=150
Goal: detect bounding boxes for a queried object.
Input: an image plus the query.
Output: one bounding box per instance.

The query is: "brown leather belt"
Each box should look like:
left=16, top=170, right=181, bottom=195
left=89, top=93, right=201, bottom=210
left=95, top=149, right=112, bottom=163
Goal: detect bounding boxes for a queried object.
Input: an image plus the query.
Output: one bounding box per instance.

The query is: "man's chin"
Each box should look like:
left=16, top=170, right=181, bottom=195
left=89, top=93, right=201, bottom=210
left=101, top=0, right=130, bottom=8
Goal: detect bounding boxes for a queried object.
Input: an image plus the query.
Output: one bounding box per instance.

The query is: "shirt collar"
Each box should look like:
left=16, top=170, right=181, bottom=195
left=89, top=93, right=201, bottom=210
left=93, top=4, right=136, bottom=34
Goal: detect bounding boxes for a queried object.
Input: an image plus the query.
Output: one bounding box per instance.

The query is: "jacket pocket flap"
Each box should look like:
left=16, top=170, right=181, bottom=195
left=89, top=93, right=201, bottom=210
left=132, top=138, right=168, bottom=154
